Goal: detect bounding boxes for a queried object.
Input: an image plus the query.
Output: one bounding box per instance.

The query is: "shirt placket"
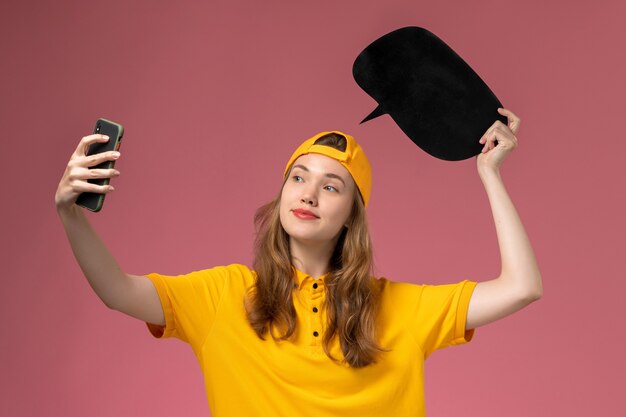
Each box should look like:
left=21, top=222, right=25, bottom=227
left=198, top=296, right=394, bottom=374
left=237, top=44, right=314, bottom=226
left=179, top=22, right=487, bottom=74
left=309, top=279, right=324, bottom=346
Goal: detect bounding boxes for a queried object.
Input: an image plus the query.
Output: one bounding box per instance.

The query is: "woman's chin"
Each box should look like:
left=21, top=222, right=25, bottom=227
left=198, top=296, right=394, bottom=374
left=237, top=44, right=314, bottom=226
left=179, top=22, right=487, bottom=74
left=288, top=234, right=324, bottom=245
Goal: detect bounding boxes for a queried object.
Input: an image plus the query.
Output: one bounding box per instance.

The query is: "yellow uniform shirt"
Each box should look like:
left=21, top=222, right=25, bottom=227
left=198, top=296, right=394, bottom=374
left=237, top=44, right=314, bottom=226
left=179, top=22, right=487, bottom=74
left=145, top=264, right=477, bottom=417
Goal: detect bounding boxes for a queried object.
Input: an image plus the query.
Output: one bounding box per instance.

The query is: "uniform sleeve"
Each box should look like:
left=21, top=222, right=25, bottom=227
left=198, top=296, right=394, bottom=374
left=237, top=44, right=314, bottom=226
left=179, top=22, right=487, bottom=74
left=144, top=266, right=230, bottom=347
left=413, top=280, right=477, bottom=359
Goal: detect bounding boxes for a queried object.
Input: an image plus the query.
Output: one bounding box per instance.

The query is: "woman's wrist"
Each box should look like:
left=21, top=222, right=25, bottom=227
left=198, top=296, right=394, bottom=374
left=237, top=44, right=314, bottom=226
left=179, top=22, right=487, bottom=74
left=56, top=202, right=82, bottom=220
left=478, top=165, right=501, bottom=182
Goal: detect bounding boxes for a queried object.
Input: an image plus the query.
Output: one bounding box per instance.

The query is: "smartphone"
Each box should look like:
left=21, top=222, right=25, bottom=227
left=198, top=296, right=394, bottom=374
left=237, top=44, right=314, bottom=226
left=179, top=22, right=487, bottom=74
left=76, top=118, right=124, bottom=212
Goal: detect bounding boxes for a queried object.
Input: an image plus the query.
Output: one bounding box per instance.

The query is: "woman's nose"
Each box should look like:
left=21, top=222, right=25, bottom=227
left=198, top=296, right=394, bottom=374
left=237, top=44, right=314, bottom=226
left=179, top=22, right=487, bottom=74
left=300, top=186, right=318, bottom=206
left=301, top=196, right=317, bottom=205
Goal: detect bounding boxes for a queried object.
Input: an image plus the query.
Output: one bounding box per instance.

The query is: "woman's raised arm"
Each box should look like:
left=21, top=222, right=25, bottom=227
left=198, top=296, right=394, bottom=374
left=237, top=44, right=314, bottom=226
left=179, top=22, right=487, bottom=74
left=466, top=108, right=543, bottom=330
left=55, top=134, right=165, bottom=326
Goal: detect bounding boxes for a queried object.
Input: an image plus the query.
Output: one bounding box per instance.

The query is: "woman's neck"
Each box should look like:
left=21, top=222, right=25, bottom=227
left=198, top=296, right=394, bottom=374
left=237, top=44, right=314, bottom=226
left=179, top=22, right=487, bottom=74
left=289, top=237, right=338, bottom=279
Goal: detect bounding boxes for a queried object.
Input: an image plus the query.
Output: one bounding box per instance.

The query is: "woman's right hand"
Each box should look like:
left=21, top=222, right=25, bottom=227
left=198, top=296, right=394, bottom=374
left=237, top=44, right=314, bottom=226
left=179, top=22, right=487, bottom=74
left=55, top=134, right=121, bottom=212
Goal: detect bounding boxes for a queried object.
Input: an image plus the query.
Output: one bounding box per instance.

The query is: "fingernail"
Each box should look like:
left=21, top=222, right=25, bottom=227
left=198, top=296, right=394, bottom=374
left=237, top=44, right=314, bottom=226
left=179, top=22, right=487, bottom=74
left=109, top=186, right=115, bottom=191
left=112, top=152, right=120, bottom=159
left=103, top=135, right=109, bottom=139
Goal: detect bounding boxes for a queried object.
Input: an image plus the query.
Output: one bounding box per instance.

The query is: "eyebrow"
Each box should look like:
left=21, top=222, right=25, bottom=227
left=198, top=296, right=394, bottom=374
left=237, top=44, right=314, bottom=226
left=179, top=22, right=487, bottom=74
left=292, top=164, right=346, bottom=186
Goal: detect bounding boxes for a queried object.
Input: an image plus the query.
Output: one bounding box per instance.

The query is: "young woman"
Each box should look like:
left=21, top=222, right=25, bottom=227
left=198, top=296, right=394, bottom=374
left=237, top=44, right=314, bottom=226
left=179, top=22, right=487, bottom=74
left=55, top=108, right=542, bottom=416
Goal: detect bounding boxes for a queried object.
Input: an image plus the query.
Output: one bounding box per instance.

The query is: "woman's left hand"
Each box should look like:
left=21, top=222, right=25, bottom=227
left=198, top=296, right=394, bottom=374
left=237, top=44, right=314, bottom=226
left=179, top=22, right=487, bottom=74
left=476, top=108, right=520, bottom=172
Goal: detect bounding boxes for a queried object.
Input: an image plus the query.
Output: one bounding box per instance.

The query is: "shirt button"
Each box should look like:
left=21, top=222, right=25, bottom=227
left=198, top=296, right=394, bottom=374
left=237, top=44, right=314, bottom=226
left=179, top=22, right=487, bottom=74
left=313, top=331, right=319, bottom=337
left=313, top=283, right=318, bottom=289
left=312, top=307, right=318, bottom=313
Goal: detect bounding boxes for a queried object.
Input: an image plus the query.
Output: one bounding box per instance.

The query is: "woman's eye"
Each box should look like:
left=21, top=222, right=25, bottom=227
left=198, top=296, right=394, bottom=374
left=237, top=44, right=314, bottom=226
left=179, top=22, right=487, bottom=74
left=292, top=175, right=303, bottom=182
left=324, top=185, right=338, bottom=192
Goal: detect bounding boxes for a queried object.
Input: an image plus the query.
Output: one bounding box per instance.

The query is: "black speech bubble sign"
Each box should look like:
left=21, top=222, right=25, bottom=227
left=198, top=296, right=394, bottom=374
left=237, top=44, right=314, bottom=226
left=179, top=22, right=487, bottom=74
left=353, top=26, right=507, bottom=161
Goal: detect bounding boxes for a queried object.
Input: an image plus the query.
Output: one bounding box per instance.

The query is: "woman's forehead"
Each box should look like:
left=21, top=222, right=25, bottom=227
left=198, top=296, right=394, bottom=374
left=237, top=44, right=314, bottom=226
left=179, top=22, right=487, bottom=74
left=291, top=154, right=353, bottom=182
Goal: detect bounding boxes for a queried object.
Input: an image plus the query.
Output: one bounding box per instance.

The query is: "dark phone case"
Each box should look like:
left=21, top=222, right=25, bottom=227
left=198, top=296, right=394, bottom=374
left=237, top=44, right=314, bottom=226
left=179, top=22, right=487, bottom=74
left=75, top=118, right=124, bottom=212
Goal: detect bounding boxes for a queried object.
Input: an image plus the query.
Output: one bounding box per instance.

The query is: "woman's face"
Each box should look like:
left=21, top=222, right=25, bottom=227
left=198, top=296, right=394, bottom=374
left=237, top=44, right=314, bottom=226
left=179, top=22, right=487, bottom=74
left=279, top=153, right=356, bottom=246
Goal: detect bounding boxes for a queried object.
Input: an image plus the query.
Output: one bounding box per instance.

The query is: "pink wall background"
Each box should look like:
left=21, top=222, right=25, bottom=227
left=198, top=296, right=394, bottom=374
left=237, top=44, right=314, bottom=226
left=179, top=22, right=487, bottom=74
left=2, top=0, right=625, bottom=416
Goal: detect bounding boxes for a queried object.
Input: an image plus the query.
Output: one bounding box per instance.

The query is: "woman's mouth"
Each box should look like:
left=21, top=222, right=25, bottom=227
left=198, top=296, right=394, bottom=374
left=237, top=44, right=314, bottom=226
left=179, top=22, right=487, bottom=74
left=292, top=209, right=319, bottom=220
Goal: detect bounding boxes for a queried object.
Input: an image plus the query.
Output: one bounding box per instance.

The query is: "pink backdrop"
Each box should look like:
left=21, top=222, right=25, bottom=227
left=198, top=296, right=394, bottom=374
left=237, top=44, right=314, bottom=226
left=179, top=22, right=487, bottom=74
left=2, top=0, right=625, bottom=416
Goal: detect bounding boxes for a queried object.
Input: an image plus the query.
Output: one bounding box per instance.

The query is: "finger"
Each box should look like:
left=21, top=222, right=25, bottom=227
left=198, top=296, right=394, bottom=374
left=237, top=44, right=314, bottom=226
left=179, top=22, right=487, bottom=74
left=73, top=150, right=120, bottom=168
left=479, top=135, right=489, bottom=153
left=480, top=123, right=499, bottom=152
left=72, top=181, right=115, bottom=195
left=487, top=118, right=506, bottom=135
left=480, top=133, right=494, bottom=153
left=492, top=126, right=512, bottom=150
left=497, top=107, right=514, bottom=128
left=72, top=167, right=120, bottom=181
left=488, top=127, right=519, bottom=153
left=74, top=134, right=110, bottom=156
left=480, top=123, right=496, bottom=143
left=497, top=108, right=521, bottom=135
left=483, top=128, right=504, bottom=152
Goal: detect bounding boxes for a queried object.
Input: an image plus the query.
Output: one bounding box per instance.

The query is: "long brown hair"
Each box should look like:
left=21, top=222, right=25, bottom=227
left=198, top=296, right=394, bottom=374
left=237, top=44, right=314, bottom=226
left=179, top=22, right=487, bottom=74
left=244, top=134, right=386, bottom=368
